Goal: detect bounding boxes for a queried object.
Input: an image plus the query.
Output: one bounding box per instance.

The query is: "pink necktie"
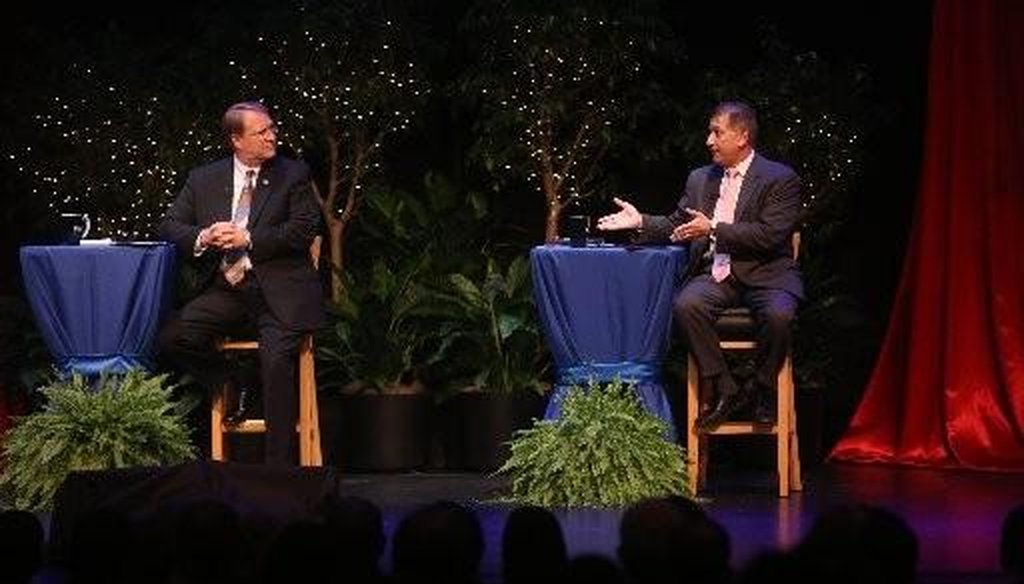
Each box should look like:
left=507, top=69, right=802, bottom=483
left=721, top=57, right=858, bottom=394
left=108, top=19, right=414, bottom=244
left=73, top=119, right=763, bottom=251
left=223, top=170, right=254, bottom=286
left=711, top=169, right=740, bottom=282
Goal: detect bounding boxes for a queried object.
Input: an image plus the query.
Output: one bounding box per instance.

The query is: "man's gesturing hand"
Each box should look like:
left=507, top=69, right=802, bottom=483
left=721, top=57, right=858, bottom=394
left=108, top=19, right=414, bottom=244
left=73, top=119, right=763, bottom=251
left=670, top=208, right=712, bottom=242
left=596, top=197, right=642, bottom=231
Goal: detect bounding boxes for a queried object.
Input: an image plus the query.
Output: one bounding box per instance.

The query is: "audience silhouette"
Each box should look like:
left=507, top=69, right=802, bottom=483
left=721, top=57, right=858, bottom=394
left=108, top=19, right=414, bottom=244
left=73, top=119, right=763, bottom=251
left=392, top=500, right=484, bottom=584
left=7, top=493, right=1022, bottom=583
left=796, top=503, right=918, bottom=584
left=1002, top=503, right=1024, bottom=584
left=618, top=496, right=731, bottom=584
left=566, top=553, right=624, bottom=584
left=501, top=505, right=568, bottom=584
left=0, top=510, right=44, bottom=584
left=323, top=495, right=388, bottom=584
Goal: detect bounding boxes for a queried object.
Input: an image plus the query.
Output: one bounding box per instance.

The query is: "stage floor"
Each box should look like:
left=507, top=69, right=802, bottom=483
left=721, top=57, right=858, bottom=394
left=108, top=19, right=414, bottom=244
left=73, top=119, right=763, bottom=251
left=336, top=462, right=1023, bottom=584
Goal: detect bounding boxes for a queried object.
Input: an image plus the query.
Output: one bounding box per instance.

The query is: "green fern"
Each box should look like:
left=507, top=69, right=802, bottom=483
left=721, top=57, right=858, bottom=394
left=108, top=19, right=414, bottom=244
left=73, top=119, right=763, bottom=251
left=496, top=379, right=690, bottom=507
left=0, top=370, right=195, bottom=511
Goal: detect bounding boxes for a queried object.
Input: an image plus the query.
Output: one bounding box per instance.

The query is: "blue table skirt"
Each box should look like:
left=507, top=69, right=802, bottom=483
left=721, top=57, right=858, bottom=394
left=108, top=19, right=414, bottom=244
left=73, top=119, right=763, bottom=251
left=530, top=244, right=687, bottom=440
left=20, top=244, right=176, bottom=376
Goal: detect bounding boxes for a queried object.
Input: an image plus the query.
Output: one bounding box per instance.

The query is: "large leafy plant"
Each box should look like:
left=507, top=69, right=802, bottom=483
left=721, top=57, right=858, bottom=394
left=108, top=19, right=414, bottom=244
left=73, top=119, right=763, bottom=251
left=435, top=256, right=549, bottom=396
left=316, top=257, right=442, bottom=394
left=318, top=173, right=508, bottom=395
left=497, top=379, right=689, bottom=507
left=0, top=370, right=194, bottom=511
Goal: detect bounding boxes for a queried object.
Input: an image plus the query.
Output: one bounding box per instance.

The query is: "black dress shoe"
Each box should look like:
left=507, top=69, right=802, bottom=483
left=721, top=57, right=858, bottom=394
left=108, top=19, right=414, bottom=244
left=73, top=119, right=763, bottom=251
left=748, top=379, right=776, bottom=424
left=224, top=385, right=253, bottom=426
left=695, top=390, right=749, bottom=431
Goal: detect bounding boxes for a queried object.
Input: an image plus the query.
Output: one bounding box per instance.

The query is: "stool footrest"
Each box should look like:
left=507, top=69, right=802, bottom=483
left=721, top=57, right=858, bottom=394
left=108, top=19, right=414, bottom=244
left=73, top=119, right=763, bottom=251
left=222, top=419, right=306, bottom=434
left=223, top=420, right=267, bottom=434
left=219, top=341, right=260, bottom=351
left=706, top=422, right=778, bottom=435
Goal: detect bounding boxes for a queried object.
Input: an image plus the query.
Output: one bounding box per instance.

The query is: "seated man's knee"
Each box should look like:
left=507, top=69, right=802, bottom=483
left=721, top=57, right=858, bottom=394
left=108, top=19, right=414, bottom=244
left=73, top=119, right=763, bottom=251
left=158, top=315, right=213, bottom=356
left=761, top=306, right=795, bottom=334
left=157, top=317, right=183, bottom=355
left=674, top=291, right=709, bottom=319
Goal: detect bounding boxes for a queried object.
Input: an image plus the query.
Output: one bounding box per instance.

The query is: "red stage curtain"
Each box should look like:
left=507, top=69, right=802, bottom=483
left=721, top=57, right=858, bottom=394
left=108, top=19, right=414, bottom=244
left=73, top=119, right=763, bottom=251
left=830, top=0, right=1024, bottom=470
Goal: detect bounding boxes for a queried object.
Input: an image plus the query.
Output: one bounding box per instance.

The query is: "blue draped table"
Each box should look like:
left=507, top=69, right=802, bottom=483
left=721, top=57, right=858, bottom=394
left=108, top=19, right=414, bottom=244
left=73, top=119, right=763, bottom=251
left=20, top=244, right=177, bottom=376
left=530, top=244, right=687, bottom=440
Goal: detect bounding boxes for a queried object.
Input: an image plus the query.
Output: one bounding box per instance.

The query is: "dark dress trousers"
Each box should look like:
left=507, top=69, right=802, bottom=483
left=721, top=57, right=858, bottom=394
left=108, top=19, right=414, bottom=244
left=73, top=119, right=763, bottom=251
left=639, top=154, right=803, bottom=391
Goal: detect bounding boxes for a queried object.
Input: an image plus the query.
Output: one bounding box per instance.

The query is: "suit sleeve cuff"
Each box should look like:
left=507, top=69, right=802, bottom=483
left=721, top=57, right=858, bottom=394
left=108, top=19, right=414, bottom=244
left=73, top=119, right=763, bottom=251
left=193, top=230, right=208, bottom=257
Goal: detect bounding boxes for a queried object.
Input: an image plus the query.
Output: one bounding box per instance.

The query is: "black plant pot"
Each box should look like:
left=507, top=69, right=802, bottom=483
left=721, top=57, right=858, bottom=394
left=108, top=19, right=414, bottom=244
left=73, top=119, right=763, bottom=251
left=324, top=393, right=431, bottom=472
left=453, top=391, right=547, bottom=472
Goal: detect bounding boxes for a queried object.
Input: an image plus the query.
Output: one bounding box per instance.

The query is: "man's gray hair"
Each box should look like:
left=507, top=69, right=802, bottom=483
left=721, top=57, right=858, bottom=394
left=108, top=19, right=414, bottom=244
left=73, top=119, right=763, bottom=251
left=222, top=101, right=270, bottom=138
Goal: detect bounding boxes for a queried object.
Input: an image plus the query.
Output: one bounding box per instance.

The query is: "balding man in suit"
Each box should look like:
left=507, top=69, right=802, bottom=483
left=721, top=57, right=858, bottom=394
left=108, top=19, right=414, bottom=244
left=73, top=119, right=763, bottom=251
left=159, top=101, right=323, bottom=465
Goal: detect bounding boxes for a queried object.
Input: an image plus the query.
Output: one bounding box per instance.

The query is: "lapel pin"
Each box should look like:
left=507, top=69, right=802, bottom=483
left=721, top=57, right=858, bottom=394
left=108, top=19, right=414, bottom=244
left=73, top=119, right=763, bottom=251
left=261, top=178, right=270, bottom=187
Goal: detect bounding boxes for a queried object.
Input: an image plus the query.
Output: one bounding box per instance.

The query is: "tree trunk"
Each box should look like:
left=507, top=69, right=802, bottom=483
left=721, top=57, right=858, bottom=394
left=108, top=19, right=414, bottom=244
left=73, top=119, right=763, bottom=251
left=328, top=217, right=347, bottom=303
left=542, top=171, right=562, bottom=243
left=545, top=198, right=562, bottom=243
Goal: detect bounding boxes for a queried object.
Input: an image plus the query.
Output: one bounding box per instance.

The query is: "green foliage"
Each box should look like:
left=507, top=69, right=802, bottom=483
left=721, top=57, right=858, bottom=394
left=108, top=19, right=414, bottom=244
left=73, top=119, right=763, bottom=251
left=0, top=370, right=195, bottom=511
left=316, top=259, right=444, bottom=393
left=316, top=173, right=493, bottom=393
left=434, top=256, right=549, bottom=396
left=497, top=379, right=689, bottom=507
left=351, top=173, right=491, bottom=276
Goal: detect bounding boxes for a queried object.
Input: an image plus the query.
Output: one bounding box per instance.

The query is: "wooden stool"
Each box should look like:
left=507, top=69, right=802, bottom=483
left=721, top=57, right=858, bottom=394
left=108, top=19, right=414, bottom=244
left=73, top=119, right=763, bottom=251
left=685, top=232, right=802, bottom=497
left=210, top=334, right=322, bottom=466
left=210, top=235, right=323, bottom=467
left=685, top=331, right=800, bottom=497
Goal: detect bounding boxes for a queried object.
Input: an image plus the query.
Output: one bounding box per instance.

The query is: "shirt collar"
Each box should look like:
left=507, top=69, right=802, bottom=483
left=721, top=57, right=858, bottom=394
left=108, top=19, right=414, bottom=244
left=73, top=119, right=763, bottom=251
left=233, top=156, right=261, bottom=179
left=727, top=150, right=755, bottom=178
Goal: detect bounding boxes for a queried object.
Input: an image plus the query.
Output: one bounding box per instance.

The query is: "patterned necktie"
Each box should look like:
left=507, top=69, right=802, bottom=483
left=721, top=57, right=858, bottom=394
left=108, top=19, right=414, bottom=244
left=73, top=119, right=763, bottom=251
left=223, top=170, right=255, bottom=286
left=711, top=168, right=740, bottom=282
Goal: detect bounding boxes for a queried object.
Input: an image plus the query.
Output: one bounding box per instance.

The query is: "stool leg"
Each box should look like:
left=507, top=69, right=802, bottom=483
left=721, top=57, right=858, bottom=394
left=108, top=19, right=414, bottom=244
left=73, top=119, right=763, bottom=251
left=786, top=360, right=802, bottom=491
left=297, top=335, right=322, bottom=467
left=686, top=353, right=700, bottom=496
left=211, top=385, right=227, bottom=462
left=776, top=356, right=793, bottom=497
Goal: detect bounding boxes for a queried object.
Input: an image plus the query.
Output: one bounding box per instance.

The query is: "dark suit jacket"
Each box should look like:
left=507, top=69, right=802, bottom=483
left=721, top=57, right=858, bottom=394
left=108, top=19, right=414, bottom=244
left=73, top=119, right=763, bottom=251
left=639, top=153, right=804, bottom=299
left=159, top=155, right=324, bottom=330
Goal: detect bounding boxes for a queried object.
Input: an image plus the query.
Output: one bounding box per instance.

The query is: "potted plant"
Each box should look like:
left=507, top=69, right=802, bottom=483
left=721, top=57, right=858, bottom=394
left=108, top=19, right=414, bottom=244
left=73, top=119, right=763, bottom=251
left=315, top=256, right=444, bottom=472
left=497, top=378, right=690, bottom=507
left=0, top=370, right=194, bottom=511
left=431, top=255, right=551, bottom=471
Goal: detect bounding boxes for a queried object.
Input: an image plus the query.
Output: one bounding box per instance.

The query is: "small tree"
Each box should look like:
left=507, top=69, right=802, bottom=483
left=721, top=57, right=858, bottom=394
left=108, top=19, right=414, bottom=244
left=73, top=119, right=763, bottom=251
left=232, top=2, right=428, bottom=302
left=462, top=2, right=678, bottom=242
left=4, top=64, right=224, bottom=239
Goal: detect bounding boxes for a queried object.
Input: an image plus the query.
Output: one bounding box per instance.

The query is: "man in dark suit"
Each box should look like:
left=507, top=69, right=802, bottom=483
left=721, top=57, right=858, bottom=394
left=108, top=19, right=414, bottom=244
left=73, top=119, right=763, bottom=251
left=158, top=101, right=323, bottom=465
left=597, top=101, right=802, bottom=431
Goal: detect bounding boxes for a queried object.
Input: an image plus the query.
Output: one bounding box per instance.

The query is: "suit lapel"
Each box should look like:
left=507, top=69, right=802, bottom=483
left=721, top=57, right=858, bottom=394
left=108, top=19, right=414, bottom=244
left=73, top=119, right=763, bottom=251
left=215, top=159, right=234, bottom=222
left=248, top=157, right=280, bottom=227
left=687, top=166, right=723, bottom=274
left=733, top=155, right=762, bottom=221
left=703, top=166, right=723, bottom=216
